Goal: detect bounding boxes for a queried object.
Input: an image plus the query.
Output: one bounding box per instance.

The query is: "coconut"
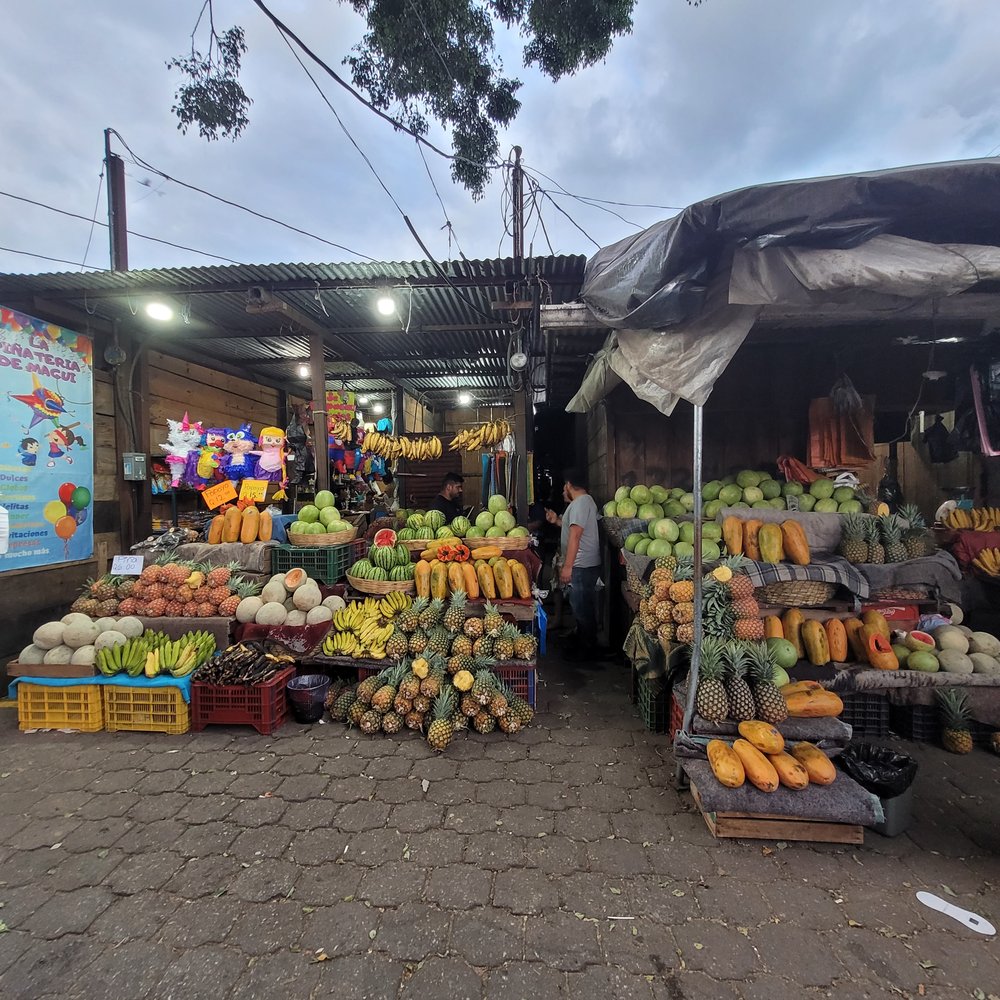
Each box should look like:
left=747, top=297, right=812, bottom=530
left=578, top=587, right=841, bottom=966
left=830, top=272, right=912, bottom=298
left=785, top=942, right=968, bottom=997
left=284, top=610, right=307, bottom=626
left=937, top=649, right=974, bottom=674
left=94, top=630, right=128, bottom=651
left=63, top=619, right=100, bottom=649
left=61, top=612, right=93, bottom=628
left=254, top=602, right=288, bottom=626
left=235, top=596, right=263, bottom=623
left=32, top=621, right=65, bottom=650
left=906, top=651, right=939, bottom=673
left=903, top=631, right=935, bottom=653
left=261, top=580, right=287, bottom=605
left=70, top=645, right=97, bottom=666
left=969, top=652, right=1000, bottom=676
left=93, top=617, right=119, bottom=633
left=968, top=632, right=1000, bottom=657
left=116, top=616, right=144, bottom=639
left=934, top=625, right=969, bottom=654
left=322, top=595, right=346, bottom=612
left=292, top=583, right=322, bottom=612
left=18, top=644, right=46, bottom=665
left=306, top=605, right=333, bottom=625
left=42, top=644, right=73, bottom=665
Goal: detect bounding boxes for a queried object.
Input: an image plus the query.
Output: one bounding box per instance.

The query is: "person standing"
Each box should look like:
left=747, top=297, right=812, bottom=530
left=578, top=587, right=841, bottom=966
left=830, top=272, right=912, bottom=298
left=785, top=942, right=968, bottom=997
left=427, top=472, right=465, bottom=521
left=546, top=469, right=602, bottom=659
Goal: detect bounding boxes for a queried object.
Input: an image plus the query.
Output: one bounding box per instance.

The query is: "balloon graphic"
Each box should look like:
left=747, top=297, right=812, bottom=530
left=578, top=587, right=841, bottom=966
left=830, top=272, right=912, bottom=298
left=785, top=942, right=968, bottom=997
left=70, top=486, right=91, bottom=509
left=73, top=507, right=88, bottom=526
left=58, top=482, right=77, bottom=506
left=43, top=500, right=67, bottom=524
left=55, top=515, right=77, bottom=540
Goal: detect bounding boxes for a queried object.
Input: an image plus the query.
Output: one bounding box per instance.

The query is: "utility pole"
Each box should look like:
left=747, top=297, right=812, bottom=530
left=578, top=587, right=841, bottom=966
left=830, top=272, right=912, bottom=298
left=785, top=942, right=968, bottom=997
left=104, top=128, right=128, bottom=270
left=511, top=146, right=525, bottom=261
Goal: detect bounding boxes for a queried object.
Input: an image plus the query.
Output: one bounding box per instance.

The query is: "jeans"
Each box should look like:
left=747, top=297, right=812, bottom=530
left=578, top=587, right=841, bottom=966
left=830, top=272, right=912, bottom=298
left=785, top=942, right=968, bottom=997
left=568, top=565, right=601, bottom=647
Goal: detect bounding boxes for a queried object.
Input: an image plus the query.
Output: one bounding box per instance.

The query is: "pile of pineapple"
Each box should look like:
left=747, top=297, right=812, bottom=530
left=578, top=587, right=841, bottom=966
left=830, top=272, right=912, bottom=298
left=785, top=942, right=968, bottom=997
left=637, top=555, right=766, bottom=646
left=70, top=559, right=261, bottom=619
left=695, top=636, right=789, bottom=725
left=838, top=505, right=931, bottom=565
left=327, top=654, right=534, bottom=751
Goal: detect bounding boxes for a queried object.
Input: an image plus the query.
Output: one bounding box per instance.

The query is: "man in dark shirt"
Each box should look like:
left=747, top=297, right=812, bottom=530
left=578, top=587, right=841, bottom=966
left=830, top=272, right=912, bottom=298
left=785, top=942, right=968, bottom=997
left=427, top=472, right=465, bottom=521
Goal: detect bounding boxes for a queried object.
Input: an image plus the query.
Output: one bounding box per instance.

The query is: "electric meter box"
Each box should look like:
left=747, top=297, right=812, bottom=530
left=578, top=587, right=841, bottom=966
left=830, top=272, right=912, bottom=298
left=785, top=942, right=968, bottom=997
left=123, top=452, right=147, bottom=481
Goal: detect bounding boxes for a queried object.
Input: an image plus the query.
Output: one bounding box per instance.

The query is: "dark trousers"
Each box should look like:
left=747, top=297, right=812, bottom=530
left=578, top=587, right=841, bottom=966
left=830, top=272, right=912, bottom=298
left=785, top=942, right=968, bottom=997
left=568, top=565, right=600, bottom=647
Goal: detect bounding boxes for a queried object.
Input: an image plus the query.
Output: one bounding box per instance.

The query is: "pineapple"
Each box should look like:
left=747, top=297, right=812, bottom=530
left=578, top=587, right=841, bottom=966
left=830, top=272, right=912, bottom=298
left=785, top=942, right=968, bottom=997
left=460, top=692, right=480, bottom=718
left=747, top=642, right=789, bottom=723
left=206, top=563, right=236, bottom=588
left=472, top=634, right=495, bottom=658
left=117, top=598, right=140, bottom=617
left=695, top=637, right=729, bottom=722
left=162, top=562, right=192, bottom=587
left=512, top=631, right=537, bottom=662
left=451, top=711, right=469, bottom=732
left=419, top=663, right=447, bottom=699
left=398, top=668, right=421, bottom=701
left=386, top=627, right=409, bottom=660
left=428, top=625, right=452, bottom=657
left=70, top=596, right=100, bottom=617
left=347, top=699, right=367, bottom=726
left=372, top=664, right=407, bottom=714
left=488, top=679, right=509, bottom=719
left=672, top=602, right=695, bottom=624
left=473, top=710, right=497, bottom=734
left=218, top=578, right=255, bottom=618
left=483, top=602, right=504, bottom=636
left=471, top=668, right=498, bottom=706
left=654, top=554, right=678, bottom=574
left=398, top=597, right=426, bottom=634
left=937, top=689, right=973, bottom=754
left=356, top=668, right=388, bottom=706
left=639, top=605, right=659, bottom=634
left=139, top=564, right=163, bottom=584
left=408, top=627, right=429, bottom=656
left=444, top=591, right=467, bottom=632
left=451, top=633, right=474, bottom=657
left=726, top=573, right=755, bottom=602
left=668, top=558, right=695, bottom=602
left=732, top=596, right=761, bottom=620
left=404, top=710, right=425, bottom=731
left=175, top=585, right=194, bottom=605
left=89, top=575, right=118, bottom=602
left=412, top=693, right=431, bottom=714
left=381, top=711, right=404, bottom=734
left=650, top=565, right=673, bottom=588
left=394, top=692, right=413, bottom=716
left=419, top=597, right=445, bottom=631
left=98, top=598, right=121, bottom=617
left=864, top=517, right=884, bottom=565
left=165, top=600, right=184, bottom=617
left=497, top=713, right=522, bottom=734
left=879, top=514, right=907, bottom=564
left=359, top=709, right=382, bottom=735
left=654, top=601, right=674, bottom=624
left=676, top=622, right=694, bottom=644
left=733, top=617, right=765, bottom=642
left=722, top=641, right=756, bottom=721
left=838, top=513, right=869, bottom=564
left=330, top=686, right=357, bottom=721
left=463, top=616, right=485, bottom=640
left=900, top=504, right=928, bottom=560
left=494, top=623, right=518, bottom=662
left=115, top=578, right=137, bottom=600
left=508, top=693, right=534, bottom=728
left=656, top=622, right=676, bottom=644
left=426, top=687, right=457, bottom=751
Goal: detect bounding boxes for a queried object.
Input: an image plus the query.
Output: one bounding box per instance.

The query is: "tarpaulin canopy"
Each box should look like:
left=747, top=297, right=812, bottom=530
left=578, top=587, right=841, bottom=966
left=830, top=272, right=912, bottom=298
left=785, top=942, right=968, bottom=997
left=569, top=159, right=1000, bottom=415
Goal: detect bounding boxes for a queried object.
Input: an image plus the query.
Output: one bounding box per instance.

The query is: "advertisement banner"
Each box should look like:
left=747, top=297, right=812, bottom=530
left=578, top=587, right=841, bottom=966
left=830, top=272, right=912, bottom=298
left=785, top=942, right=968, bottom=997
left=0, top=307, right=94, bottom=571
left=326, top=389, right=356, bottom=429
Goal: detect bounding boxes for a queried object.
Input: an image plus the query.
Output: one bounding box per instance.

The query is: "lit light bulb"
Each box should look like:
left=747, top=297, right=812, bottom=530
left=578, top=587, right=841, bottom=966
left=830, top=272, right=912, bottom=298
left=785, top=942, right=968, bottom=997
left=145, top=301, right=173, bottom=321
left=372, top=402, right=385, bottom=414
left=298, top=364, right=310, bottom=378
left=458, top=391, right=472, bottom=406
left=376, top=296, right=395, bottom=316
left=358, top=395, right=370, bottom=406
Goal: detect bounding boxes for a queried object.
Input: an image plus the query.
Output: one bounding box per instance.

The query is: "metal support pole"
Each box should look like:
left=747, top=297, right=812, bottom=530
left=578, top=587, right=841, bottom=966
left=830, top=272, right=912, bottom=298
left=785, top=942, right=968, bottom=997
left=512, top=146, right=524, bottom=261
left=309, top=333, right=330, bottom=495
left=104, top=129, right=128, bottom=271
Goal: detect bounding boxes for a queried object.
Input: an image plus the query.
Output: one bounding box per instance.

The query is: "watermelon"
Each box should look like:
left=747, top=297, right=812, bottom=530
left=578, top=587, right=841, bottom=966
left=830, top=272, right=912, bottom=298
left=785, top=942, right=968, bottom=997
left=373, top=528, right=397, bottom=547
left=451, top=516, right=471, bottom=537
left=394, top=543, right=411, bottom=566
left=424, top=510, right=446, bottom=531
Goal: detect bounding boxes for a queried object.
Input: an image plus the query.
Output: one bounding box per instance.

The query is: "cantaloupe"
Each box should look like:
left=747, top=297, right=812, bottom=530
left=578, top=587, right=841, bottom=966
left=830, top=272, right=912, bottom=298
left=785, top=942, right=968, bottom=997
left=116, top=616, right=144, bottom=639
left=255, top=602, right=288, bottom=626
left=43, top=644, right=73, bottom=664
left=322, top=595, right=346, bottom=612
left=63, top=620, right=100, bottom=649
left=969, top=653, right=1000, bottom=676
left=283, top=568, right=308, bottom=591
left=61, top=612, right=93, bottom=628
left=937, top=649, right=974, bottom=674
left=261, top=580, right=287, bottom=605
left=236, top=596, right=263, bottom=623
left=33, top=622, right=65, bottom=650
left=70, top=645, right=96, bottom=666
left=94, top=630, right=128, bottom=651
left=306, top=606, right=333, bottom=625
left=284, top=610, right=307, bottom=626
left=292, top=583, right=322, bottom=611
left=968, top=632, right=1000, bottom=657
left=18, top=644, right=45, bottom=665
left=935, top=626, right=969, bottom=654
left=93, top=617, right=118, bottom=633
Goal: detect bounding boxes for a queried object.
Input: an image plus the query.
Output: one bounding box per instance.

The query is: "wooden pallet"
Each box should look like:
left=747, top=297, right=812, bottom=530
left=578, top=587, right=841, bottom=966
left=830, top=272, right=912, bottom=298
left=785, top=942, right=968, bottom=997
left=689, top=781, right=864, bottom=845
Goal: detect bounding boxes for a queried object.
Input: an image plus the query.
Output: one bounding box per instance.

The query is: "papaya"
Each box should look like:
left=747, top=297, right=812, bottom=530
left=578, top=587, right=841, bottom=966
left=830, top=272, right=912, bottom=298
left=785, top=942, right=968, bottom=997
left=767, top=751, right=810, bottom=790
left=257, top=510, right=272, bottom=542
left=240, top=506, right=260, bottom=544
left=763, top=615, right=784, bottom=640
left=461, top=562, right=480, bottom=599
left=843, top=617, right=868, bottom=662
left=222, top=506, right=242, bottom=543
left=420, top=549, right=436, bottom=561
left=722, top=516, right=744, bottom=557
left=414, top=560, right=432, bottom=599
left=509, top=560, right=532, bottom=599
left=780, top=520, right=811, bottom=566
left=476, top=561, right=497, bottom=600
left=471, top=545, right=503, bottom=560
left=743, top=519, right=763, bottom=561
left=825, top=617, right=848, bottom=662
left=207, top=514, right=225, bottom=545
left=801, top=618, right=831, bottom=666
left=757, top=523, right=785, bottom=564
left=779, top=680, right=824, bottom=697
left=707, top=740, right=745, bottom=788
left=732, top=739, right=779, bottom=792
left=493, top=559, right=514, bottom=600
left=790, top=742, right=837, bottom=785
left=782, top=608, right=805, bottom=659
left=737, top=720, right=784, bottom=755
left=861, top=609, right=890, bottom=640
left=784, top=688, right=844, bottom=718
left=862, top=625, right=898, bottom=670
left=430, top=563, right=450, bottom=600
left=447, top=563, right=466, bottom=595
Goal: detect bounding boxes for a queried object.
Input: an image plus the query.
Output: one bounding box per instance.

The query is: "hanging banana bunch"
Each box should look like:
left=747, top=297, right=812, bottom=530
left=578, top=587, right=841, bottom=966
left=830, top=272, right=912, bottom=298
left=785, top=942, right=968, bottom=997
left=329, top=418, right=354, bottom=440
left=448, top=418, right=513, bottom=453
left=363, top=430, right=442, bottom=461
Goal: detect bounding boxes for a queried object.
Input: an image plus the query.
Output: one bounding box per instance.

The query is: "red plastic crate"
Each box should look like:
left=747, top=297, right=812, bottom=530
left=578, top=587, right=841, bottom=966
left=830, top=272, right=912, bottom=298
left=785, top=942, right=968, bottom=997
left=191, top=666, right=295, bottom=735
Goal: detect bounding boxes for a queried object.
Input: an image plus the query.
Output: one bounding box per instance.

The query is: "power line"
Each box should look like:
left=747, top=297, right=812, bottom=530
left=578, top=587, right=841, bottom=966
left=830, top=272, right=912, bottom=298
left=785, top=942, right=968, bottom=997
left=416, top=140, right=466, bottom=259
left=523, top=161, right=682, bottom=212
left=536, top=189, right=601, bottom=249
left=80, top=168, right=105, bottom=271
left=107, top=129, right=379, bottom=262
left=0, top=245, right=106, bottom=271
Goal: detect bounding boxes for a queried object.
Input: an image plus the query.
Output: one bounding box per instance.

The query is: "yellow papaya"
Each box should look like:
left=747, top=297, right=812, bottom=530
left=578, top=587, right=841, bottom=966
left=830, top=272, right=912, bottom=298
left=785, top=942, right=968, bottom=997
left=222, top=506, right=242, bottom=543
left=461, top=562, right=480, bottom=599
left=801, top=618, right=831, bottom=666
left=782, top=608, right=805, bottom=659
left=257, top=510, right=272, bottom=542
left=707, top=740, right=745, bottom=788
left=508, top=559, right=532, bottom=599
left=743, top=519, right=763, bottom=561
left=825, top=618, right=848, bottom=661
left=476, top=561, right=497, bottom=600
left=207, top=514, right=225, bottom=545
left=780, top=519, right=811, bottom=566
left=471, top=545, right=503, bottom=560
left=414, top=560, right=432, bottom=599
left=447, top=563, right=466, bottom=595
left=722, top=517, right=744, bottom=557
left=240, top=506, right=260, bottom=544
left=493, top=559, right=514, bottom=600
left=758, top=523, right=785, bottom=563
left=430, top=563, right=450, bottom=600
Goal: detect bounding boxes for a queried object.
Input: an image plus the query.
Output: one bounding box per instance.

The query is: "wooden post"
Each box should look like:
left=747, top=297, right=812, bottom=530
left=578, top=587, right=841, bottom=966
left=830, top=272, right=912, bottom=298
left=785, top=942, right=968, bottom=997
left=393, top=387, right=405, bottom=507
left=309, top=333, right=330, bottom=494
left=512, top=390, right=529, bottom=520
left=135, top=347, right=153, bottom=540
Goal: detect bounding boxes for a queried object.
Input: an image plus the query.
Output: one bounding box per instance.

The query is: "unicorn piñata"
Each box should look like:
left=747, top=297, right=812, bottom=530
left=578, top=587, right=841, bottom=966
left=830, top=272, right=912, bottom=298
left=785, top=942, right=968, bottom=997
left=159, top=413, right=203, bottom=488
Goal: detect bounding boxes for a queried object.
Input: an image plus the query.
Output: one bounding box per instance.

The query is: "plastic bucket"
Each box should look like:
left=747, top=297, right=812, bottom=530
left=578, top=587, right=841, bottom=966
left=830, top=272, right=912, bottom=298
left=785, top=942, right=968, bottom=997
left=286, top=673, right=330, bottom=724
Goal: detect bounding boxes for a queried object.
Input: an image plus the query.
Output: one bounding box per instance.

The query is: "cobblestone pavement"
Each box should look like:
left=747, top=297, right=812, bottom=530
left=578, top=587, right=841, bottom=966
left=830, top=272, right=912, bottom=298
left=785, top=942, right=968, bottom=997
left=0, top=651, right=998, bottom=1000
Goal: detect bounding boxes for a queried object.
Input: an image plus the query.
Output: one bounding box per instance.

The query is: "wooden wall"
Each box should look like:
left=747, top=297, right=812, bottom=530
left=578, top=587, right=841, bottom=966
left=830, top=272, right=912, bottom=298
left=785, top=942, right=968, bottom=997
left=402, top=394, right=436, bottom=434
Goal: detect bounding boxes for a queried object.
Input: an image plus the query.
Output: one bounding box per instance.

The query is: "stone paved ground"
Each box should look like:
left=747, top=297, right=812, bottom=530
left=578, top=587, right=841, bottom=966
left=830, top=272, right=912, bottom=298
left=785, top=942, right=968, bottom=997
left=0, top=648, right=998, bottom=1000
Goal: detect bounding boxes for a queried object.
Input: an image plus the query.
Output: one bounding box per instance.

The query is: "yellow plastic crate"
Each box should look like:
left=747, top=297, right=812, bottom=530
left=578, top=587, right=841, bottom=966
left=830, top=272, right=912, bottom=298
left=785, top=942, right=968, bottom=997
left=17, top=683, right=104, bottom=732
left=103, top=684, right=190, bottom=735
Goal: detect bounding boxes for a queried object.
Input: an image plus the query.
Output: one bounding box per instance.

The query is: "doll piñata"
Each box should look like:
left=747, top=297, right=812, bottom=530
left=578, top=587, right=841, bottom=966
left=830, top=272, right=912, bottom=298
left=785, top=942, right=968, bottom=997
left=185, top=427, right=226, bottom=490
left=252, top=426, right=287, bottom=489
left=159, top=413, right=203, bottom=488
left=220, top=423, right=255, bottom=481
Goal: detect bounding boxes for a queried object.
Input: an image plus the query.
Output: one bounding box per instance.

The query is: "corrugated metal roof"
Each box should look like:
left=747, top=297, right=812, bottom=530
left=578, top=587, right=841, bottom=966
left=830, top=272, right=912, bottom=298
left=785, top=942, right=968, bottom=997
left=0, top=255, right=601, bottom=406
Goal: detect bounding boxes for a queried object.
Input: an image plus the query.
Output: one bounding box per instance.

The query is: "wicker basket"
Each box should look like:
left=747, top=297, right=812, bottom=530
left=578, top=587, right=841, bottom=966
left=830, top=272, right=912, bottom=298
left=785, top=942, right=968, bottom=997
left=400, top=538, right=437, bottom=553
left=755, top=580, right=837, bottom=607
left=480, top=535, right=530, bottom=551
left=346, top=572, right=416, bottom=595
left=287, top=525, right=358, bottom=547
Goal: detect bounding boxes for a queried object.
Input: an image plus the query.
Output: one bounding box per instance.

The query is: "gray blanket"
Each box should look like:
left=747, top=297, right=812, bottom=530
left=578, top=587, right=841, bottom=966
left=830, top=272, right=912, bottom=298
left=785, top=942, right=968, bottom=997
left=858, top=550, right=962, bottom=603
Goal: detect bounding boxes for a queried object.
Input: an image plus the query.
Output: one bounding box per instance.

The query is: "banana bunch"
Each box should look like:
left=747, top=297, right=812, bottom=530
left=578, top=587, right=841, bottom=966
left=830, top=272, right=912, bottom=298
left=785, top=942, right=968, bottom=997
left=97, top=636, right=152, bottom=677
left=363, top=430, right=442, bottom=461
left=945, top=507, right=1000, bottom=531
left=378, top=591, right=411, bottom=619
left=332, top=601, right=376, bottom=633
left=329, top=418, right=353, bottom=439
left=146, top=630, right=217, bottom=678
left=448, top=419, right=512, bottom=452
left=973, top=547, right=1000, bottom=577
left=324, top=631, right=363, bottom=656
left=322, top=620, right=392, bottom=659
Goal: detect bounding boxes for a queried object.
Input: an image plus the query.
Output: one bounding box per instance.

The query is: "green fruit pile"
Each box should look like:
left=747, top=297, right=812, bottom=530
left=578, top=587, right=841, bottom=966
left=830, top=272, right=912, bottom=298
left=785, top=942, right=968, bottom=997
left=290, top=491, right=351, bottom=535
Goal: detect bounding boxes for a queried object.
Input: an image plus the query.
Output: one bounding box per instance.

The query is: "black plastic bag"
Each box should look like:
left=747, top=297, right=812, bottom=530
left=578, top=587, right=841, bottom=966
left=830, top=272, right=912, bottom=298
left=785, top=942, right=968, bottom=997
left=838, top=742, right=918, bottom=798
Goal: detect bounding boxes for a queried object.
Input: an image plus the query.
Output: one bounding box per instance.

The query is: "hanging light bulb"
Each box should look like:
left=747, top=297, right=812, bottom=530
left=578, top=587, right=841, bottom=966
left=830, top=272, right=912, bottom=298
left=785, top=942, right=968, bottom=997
left=457, top=391, right=472, bottom=406
left=298, top=363, right=310, bottom=379
left=376, top=296, right=395, bottom=316
left=358, top=395, right=370, bottom=406
left=145, top=301, right=173, bottom=321
left=372, top=402, right=385, bottom=414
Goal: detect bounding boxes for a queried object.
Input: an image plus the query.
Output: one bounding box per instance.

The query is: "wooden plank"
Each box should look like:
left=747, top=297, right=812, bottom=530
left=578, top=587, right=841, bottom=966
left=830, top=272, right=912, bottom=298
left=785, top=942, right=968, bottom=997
left=7, top=661, right=97, bottom=679
left=150, top=351, right=278, bottom=408
left=94, top=373, right=115, bottom=417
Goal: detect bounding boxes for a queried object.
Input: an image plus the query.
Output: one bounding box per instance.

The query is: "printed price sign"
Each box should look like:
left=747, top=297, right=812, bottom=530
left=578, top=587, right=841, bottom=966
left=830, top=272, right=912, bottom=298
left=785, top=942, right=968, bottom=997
left=239, top=479, right=269, bottom=503
left=111, top=554, right=144, bottom=576
left=202, top=480, right=238, bottom=510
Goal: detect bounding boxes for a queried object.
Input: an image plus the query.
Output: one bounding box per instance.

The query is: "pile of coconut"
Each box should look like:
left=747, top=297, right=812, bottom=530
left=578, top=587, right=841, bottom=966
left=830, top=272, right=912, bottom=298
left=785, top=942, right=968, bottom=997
left=233, top=568, right=346, bottom=627
left=18, top=614, right=144, bottom=669
left=894, top=606, right=1000, bottom=675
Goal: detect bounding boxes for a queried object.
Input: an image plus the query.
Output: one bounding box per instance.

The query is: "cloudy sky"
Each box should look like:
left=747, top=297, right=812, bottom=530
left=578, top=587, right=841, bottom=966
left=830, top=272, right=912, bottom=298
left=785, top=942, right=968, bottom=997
left=2, top=0, right=999, bottom=276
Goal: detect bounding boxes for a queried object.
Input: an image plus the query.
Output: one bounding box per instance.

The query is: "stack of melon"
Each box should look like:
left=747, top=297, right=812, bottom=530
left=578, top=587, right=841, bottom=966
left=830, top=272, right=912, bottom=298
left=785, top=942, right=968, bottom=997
left=624, top=518, right=724, bottom=561
left=287, top=491, right=351, bottom=538
left=702, top=472, right=861, bottom=518
left=17, top=614, right=144, bottom=670
left=397, top=497, right=529, bottom=542
left=893, top=623, right=1000, bottom=676
left=234, top=569, right=344, bottom=627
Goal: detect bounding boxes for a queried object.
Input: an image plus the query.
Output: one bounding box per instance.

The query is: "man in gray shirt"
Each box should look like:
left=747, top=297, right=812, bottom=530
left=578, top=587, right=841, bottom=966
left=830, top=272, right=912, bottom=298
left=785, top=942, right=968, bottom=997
left=546, top=469, right=602, bottom=659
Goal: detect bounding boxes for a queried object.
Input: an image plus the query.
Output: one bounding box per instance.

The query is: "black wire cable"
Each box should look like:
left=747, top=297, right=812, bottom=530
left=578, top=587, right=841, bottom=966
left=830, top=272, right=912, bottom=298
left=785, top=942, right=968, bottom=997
left=0, top=245, right=106, bottom=271
left=536, top=189, right=601, bottom=249
left=80, top=168, right=105, bottom=270
left=522, top=162, right=682, bottom=212
left=416, top=139, right=467, bottom=259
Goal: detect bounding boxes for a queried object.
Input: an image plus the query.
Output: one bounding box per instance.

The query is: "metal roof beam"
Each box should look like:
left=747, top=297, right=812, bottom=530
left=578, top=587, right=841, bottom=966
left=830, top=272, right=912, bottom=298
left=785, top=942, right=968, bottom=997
left=153, top=322, right=516, bottom=341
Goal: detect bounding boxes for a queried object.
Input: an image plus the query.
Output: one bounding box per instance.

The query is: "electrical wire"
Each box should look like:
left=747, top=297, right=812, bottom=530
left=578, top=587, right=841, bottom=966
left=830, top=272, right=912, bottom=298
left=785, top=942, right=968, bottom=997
left=80, top=168, right=105, bottom=271
left=416, top=139, right=466, bottom=259
left=521, top=162, right=683, bottom=212
left=107, top=130, right=378, bottom=261
left=0, top=245, right=106, bottom=271
left=536, top=189, right=601, bottom=249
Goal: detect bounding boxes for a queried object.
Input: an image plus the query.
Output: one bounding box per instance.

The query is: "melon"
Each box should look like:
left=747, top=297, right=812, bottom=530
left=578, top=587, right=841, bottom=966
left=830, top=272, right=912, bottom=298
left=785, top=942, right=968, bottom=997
left=934, top=625, right=969, bottom=654
left=766, top=638, right=798, bottom=670
left=475, top=511, right=495, bottom=530
left=892, top=644, right=910, bottom=666
left=298, top=504, right=320, bottom=523
left=94, top=630, right=128, bottom=651
left=624, top=533, right=644, bottom=552
left=903, top=630, right=935, bottom=653
left=650, top=485, right=669, bottom=504
left=968, top=632, right=1000, bottom=657
left=61, top=612, right=93, bottom=628
left=937, top=649, right=974, bottom=674
left=946, top=603, right=964, bottom=625
left=616, top=499, right=638, bottom=518
left=284, top=610, right=307, bottom=626
left=603, top=501, right=618, bottom=517
left=255, top=602, right=288, bottom=626
left=634, top=538, right=651, bottom=555
left=488, top=494, right=509, bottom=514
left=809, top=478, right=835, bottom=499
left=70, top=645, right=96, bottom=666
left=718, top=484, right=743, bottom=507
left=906, top=651, right=939, bottom=673
left=18, top=644, right=45, bottom=665
left=450, top=516, right=471, bottom=537
left=93, top=617, right=119, bottom=633
left=117, top=616, right=144, bottom=639
left=702, top=480, right=722, bottom=501
left=292, top=584, right=322, bottom=612
left=306, top=606, right=334, bottom=625
left=629, top=485, right=652, bottom=505
left=702, top=540, right=722, bottom=562
left=373, top=527, right=397, bottom=548
left=261, top=580, right=287, bottom=605
left=236, top=596, right=263, bottom=623
left=772, top=665, right=790, bottom=688
left=322, top=595, right=347, bottom=612
left=43, top=645, right=73, bottom=665
left=614, top=486, right=631, bottom=503
left=33, top=622, right=65, bottom=650
left=494, top=511, right=516, bottom=532
left=283, top=568, right=308, bottom=591
left=63, top=620, right=100, bottom=649
left=314, top=489, right=336, bottom=509
left=969, top=653, right=1000, bottom=676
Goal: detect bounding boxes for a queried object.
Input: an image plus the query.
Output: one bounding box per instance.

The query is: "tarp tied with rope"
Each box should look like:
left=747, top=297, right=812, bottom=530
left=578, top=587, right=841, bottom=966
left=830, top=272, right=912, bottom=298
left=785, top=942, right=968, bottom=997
left=568, top=159, right=1000, bottom=415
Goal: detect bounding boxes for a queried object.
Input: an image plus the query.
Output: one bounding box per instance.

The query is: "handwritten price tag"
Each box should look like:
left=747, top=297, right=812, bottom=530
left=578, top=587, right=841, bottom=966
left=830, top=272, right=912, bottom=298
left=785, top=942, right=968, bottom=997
left=239, top=479, right=269, bottom=503
left=202, top=480, right=238, bottom=510
left=111, top=554, right=144, bottom=576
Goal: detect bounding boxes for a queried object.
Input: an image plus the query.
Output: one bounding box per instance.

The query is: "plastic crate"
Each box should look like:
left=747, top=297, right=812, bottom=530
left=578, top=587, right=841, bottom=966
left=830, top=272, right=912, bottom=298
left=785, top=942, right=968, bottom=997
left=636, top=674, right=670, bottom=733
left=270, top=540, right=366, bottom=584
left=890, top=703, right=995, bottom=747
left=18, top=683, right=103, bottom=732
left=192, top=666, right=295, bottom=735
left=103, top=685, right=190, bottom=735
left=840, top=692, right=889, bottom=739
